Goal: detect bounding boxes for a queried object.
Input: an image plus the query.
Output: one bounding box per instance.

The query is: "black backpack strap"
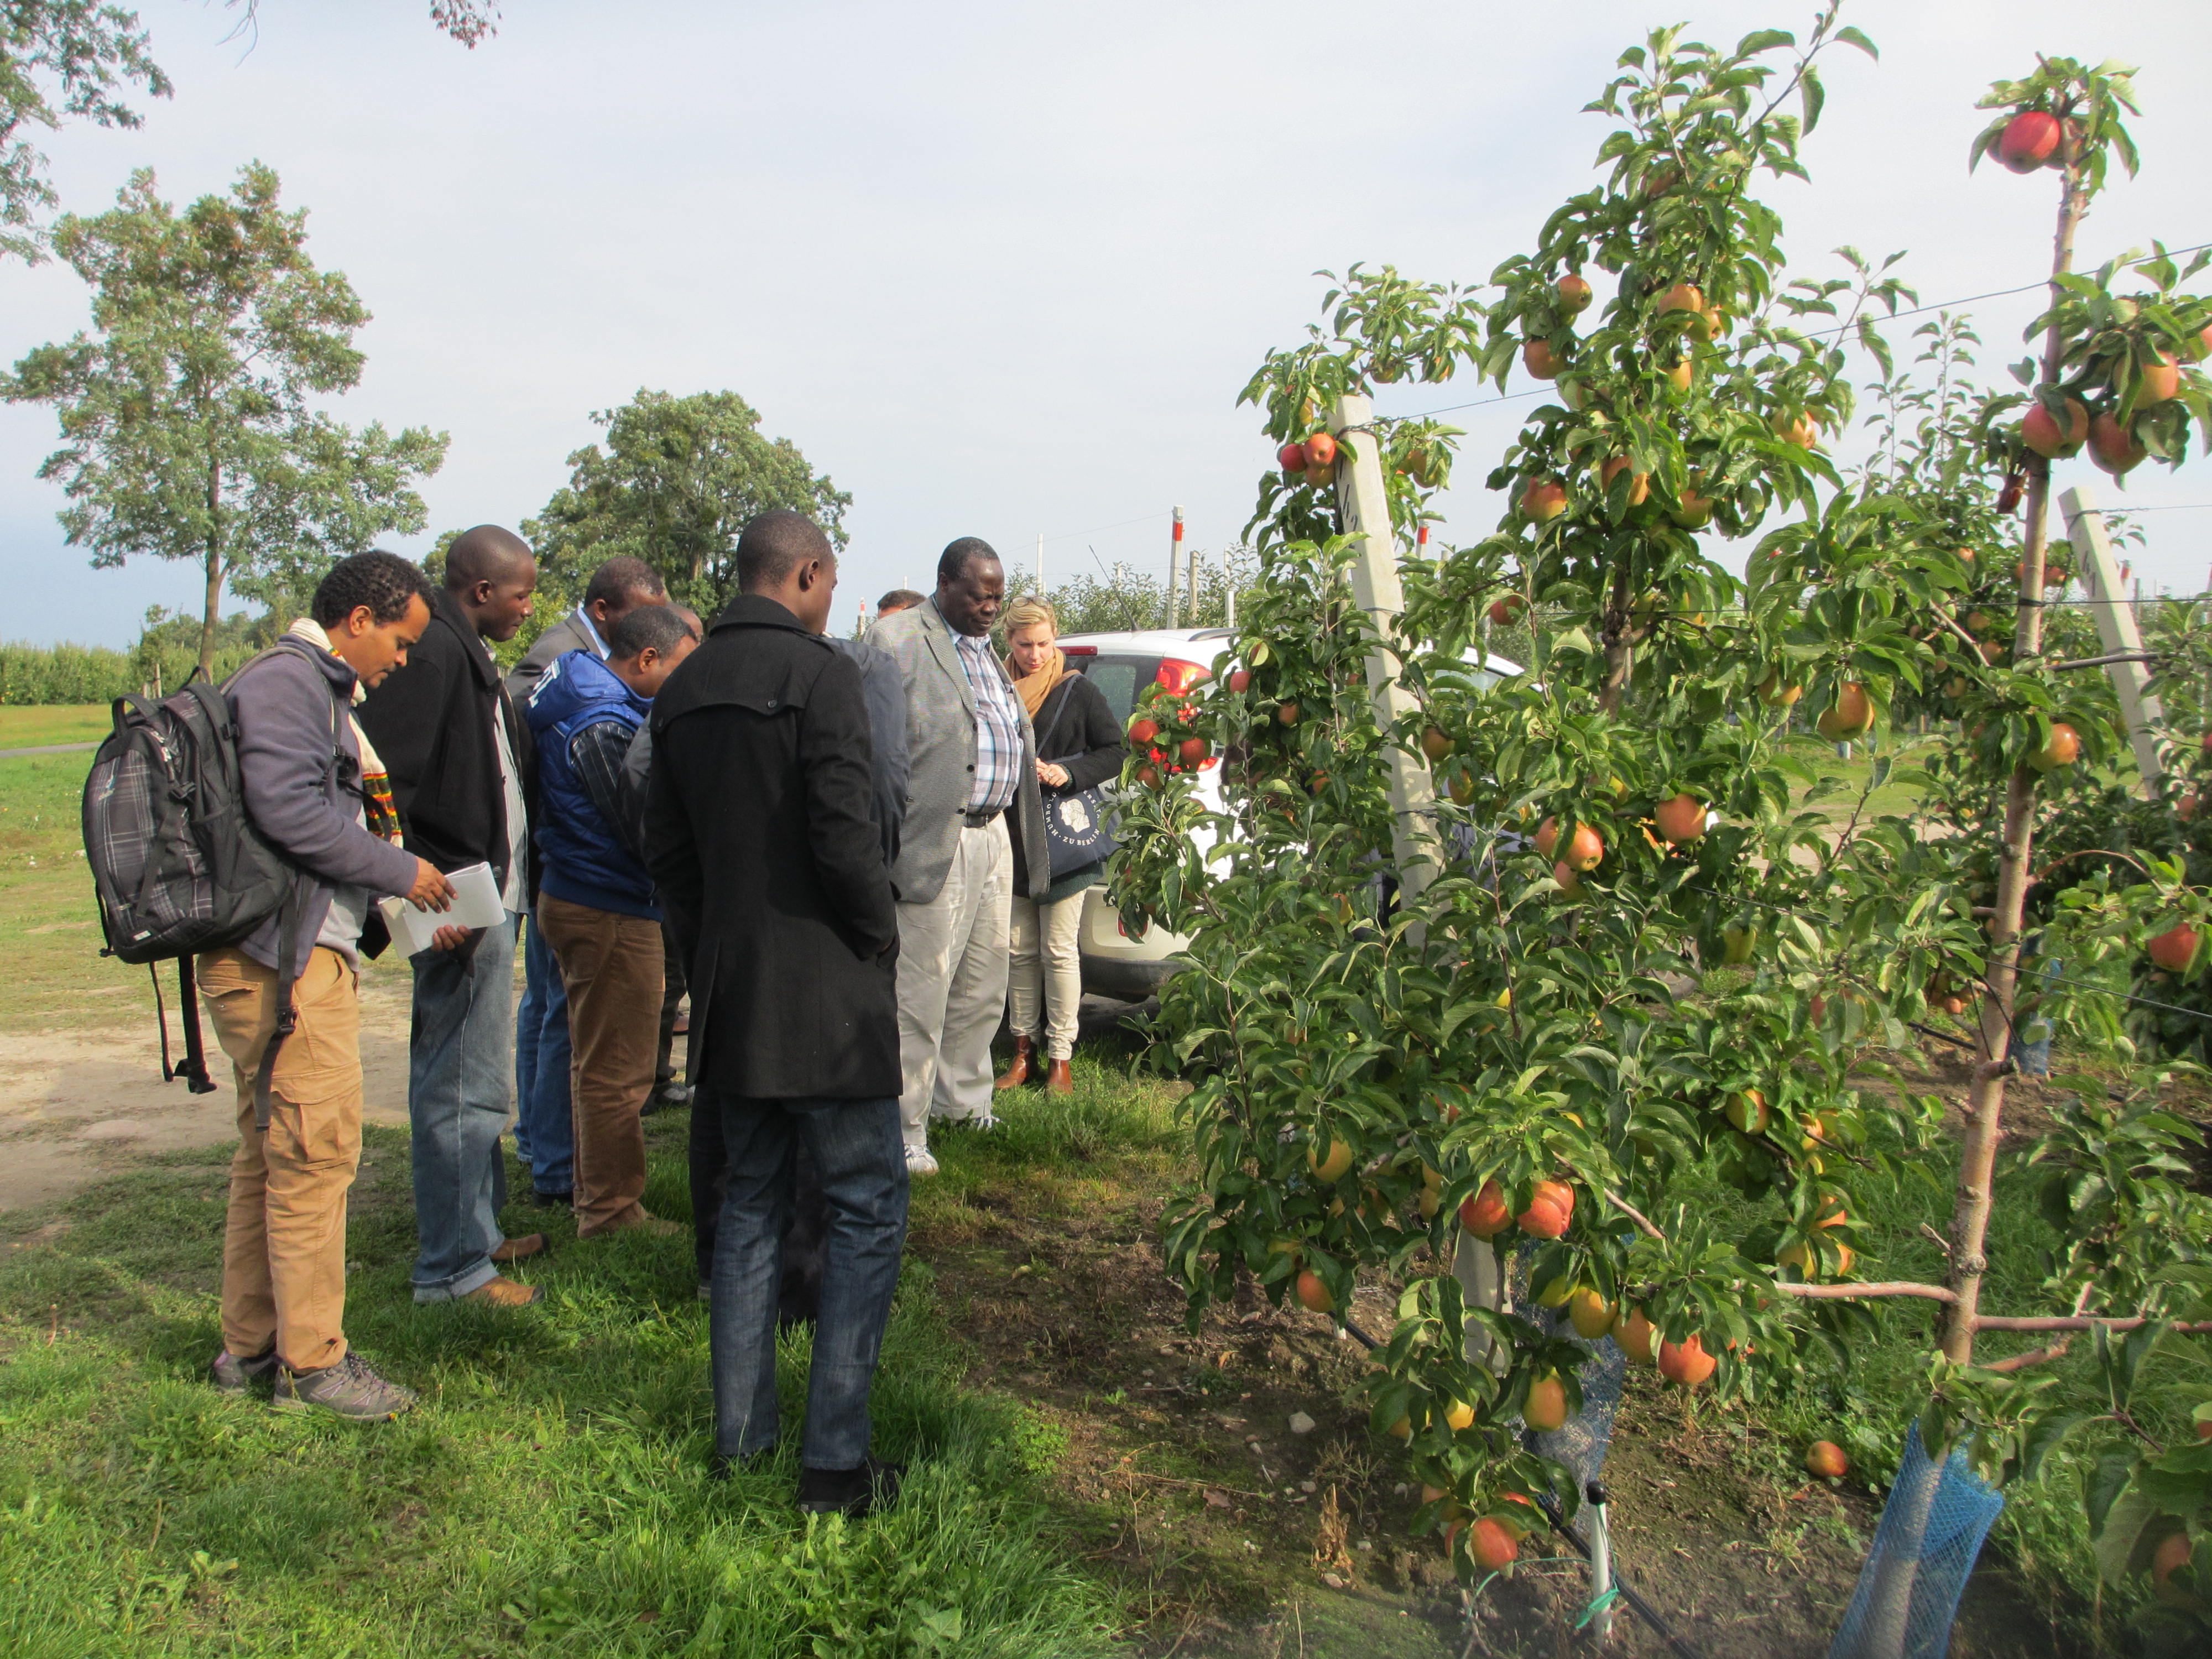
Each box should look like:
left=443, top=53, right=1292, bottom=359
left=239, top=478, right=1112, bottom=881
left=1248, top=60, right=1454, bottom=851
left=174, top=958, right=216, bottom=1094
left=252, top=879, right=307, bottom=1132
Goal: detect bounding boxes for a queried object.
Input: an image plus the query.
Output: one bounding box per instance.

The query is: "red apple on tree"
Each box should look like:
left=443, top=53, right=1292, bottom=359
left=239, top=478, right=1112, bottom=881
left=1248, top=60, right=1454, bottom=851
left=1178, top=737, right=1209, bottom=764
left=1995, top=108, right=2062, bottom=173
left=2148, top=923, right=2199, bottom=973
left=1521, top=480, right=1568, bottom=522
left=1556, top=273, right=1593, bottom=314
left=1129, top=716, right=1160, bottom=744
left=2028, top=722, right=2079, bottom=772
left=1276, top=440, right=1308, bottom=474
left=1598, top=455, right=1650, bottom=504
left=2021, top=397, right=2089, bottom=458
left=2089, top=410, right=2147, bottom=476
left=1227, top=667, right=1250, bottom=693
left=1653, top=793, right=1707, bottom=843
left=1657, top=1332, right=1717, bottom=1388
left=1522, top=339, right=1563, bottom=380
left=1489, top=593, right=1528, bottom=627
left=1305, top=430, right=1339, bottom=468
left=2139, top=353, right=2181, bottom=405
left=1459, top=1180, right=1510, bottom=1238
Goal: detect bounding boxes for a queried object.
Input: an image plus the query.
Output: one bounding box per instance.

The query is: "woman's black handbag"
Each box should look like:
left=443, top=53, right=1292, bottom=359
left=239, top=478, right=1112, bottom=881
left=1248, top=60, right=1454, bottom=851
left=1035, top=682, right=1119, bottom=879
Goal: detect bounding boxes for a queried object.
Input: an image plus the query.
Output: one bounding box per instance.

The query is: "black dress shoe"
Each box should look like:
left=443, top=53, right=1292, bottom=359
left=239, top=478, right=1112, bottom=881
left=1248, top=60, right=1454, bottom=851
left=528, top=1188, right=572, bottom=1208
left=797, top=1455, right=904, bottom=1517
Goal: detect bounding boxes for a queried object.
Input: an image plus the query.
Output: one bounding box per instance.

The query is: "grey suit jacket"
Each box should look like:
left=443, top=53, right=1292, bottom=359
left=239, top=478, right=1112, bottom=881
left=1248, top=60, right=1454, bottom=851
left=866, top=597, right=1049, bottom=905
left=506, top=609, right=602, bottom=707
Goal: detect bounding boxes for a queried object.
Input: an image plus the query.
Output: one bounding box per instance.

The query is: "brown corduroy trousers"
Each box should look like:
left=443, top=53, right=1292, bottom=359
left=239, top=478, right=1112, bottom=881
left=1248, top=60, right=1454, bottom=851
left=538, top=893, right=663, bottom=1238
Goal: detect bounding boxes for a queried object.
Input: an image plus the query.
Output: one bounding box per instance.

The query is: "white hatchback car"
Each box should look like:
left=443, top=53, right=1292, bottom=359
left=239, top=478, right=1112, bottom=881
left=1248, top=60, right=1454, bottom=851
left=1058, top=627, right=1521, bottom=1000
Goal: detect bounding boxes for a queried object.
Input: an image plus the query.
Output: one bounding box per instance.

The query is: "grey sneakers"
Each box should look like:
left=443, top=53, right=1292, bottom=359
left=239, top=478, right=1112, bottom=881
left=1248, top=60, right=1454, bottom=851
left=209, top=1346, right=279, bottom=1395
left=274, top=1349, right=418, bottom=1421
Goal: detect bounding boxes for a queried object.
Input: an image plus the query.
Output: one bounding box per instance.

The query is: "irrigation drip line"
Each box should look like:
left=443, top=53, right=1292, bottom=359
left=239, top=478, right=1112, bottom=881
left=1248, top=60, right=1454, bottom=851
left=1534, top=1493, right=1707, bottom=1659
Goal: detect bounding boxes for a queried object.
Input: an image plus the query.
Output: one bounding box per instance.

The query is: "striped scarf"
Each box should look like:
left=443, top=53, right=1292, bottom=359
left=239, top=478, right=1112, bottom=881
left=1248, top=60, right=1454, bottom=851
left=286, top=618, right=404, bottom=845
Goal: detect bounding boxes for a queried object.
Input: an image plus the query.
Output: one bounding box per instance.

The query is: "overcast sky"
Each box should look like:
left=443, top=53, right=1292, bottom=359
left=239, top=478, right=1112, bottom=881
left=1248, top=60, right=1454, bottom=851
left=4, top=0, right=2210, bottom=647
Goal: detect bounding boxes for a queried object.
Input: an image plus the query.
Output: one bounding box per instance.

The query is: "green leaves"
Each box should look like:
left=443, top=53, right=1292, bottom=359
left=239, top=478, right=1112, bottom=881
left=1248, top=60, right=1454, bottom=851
left=1, top=163, right=445, bottom=672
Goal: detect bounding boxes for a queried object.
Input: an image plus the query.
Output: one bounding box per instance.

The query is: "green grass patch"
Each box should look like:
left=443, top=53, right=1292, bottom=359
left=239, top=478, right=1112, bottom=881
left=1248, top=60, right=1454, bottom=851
left=0, top=703, right=111, bottom=749
left=0, top=752, right=152, bottom=1034
left=0, top=1118, right=1123, bottom=1657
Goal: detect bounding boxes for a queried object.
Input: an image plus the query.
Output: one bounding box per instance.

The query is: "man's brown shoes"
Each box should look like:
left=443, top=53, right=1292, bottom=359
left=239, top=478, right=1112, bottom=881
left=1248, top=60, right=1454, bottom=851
left=1046, top=1060, right=1074, bottom=1095
left=491, top=1233, right=547, bottom=1264
left=462, top=1275, right=543, bottom=1308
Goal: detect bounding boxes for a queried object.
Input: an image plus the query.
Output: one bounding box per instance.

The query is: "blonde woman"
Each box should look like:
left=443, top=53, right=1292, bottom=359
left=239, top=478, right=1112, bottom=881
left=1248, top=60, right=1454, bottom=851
left=995, top=599, right=1125, bottom=1094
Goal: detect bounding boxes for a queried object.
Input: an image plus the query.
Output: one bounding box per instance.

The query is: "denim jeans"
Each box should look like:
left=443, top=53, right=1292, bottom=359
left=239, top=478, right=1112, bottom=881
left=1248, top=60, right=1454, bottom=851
left=513, top=910, right=575, bottom=1197
left=709, top=1092, right=908, bottom=1469
left=407, top=911, right=518, bottom=1302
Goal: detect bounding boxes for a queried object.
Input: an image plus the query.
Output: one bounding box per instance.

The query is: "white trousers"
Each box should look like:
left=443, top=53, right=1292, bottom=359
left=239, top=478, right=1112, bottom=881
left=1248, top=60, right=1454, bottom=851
left=1008, top=892, right=1083, bottom=1060
left=895, top=817, right=1012, bottom=1149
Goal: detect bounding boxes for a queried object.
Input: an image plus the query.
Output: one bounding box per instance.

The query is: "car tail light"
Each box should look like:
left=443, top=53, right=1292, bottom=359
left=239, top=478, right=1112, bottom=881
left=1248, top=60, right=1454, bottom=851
left=1060, top=644, right=1097, bottom=657
left=1156, top=658, right=1209, bottom=696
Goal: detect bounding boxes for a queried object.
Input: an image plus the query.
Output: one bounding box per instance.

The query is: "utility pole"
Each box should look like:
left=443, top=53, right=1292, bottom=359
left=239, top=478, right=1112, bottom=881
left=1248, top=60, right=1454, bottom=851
left=1166, top=506, right=1184, bottom=628
left=1185, top=535, right=1199, bottom=624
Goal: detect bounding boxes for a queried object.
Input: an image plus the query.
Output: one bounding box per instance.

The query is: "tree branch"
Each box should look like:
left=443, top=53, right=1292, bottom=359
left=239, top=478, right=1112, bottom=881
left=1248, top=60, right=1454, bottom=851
left=1604, top=1189, right=1666, bottom=1242
left=1771, top=1280, right=1959, bottom=1303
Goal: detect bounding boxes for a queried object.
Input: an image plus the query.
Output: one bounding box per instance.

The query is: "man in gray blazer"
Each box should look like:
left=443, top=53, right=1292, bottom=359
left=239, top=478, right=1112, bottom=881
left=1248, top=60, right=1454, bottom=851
left=866, top=538, right=1048, bottom=1176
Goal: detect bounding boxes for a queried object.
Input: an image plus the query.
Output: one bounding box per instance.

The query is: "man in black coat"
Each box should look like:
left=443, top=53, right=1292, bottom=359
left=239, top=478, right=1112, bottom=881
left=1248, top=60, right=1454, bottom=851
left=358, top=525, right=547, bottom=1310
left=644, top=509, right=907, bottom=1517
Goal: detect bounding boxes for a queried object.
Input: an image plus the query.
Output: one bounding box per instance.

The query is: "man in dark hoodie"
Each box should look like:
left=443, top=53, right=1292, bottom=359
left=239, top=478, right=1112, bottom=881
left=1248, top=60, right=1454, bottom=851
left=201, top=551, right=455, bottom=1420
left=359, top=525, right=545, bottom=1308
left=526, top=603, right=697, bottom=1239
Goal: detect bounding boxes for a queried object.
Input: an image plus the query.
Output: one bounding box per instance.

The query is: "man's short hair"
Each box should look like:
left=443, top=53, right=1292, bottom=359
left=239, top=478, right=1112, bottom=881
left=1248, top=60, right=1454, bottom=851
left=937, top=538, right=999, bottom=588
left=606, top=603, right=695, bottom=661
left=583, top=555, right=665, bottom=613
left=445, top=524, right=533, bottom=591
left=735, top=509, right=831, bottom=592
left=877, top=589, right=924, bottom=614
left=312, top=550, right=434, bottom=628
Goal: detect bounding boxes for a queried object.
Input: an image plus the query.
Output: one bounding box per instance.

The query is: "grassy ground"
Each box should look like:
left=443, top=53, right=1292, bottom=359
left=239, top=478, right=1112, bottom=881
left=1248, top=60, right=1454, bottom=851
left=0, top=749, right=154, bottom=1033
left=0, top=1112, right=1121, bottom=1658
left=0, top=703, right=111, bottom=748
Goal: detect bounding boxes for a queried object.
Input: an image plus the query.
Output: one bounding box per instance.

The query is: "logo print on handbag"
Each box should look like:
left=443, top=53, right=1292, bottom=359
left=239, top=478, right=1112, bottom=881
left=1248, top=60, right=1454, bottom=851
left=1056, top=796, right=1094, bottom=835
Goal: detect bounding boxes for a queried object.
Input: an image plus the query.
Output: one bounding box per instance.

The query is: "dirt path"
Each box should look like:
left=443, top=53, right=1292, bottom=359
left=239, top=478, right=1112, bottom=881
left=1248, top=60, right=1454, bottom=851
left=0, top=966, right=417, bottom=1212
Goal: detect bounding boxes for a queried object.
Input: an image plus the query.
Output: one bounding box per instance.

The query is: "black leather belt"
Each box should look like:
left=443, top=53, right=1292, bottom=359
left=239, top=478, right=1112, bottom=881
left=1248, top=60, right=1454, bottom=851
left=960, top=805, right=1005, bottom=828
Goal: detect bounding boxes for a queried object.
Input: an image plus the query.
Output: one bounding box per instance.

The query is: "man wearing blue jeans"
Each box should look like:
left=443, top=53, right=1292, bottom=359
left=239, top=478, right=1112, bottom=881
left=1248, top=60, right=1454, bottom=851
left=645, top=510, right=907, bottom=1515
left=360, top=526, right=547, bottom=1309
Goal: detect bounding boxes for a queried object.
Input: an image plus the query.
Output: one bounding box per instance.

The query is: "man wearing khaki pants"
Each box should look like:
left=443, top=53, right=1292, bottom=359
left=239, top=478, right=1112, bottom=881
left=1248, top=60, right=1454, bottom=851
left=526, top=604, right=700, bottom=1237
left=864, top=539, right=1049, bottom=1177
left=202, top=551, right=456, bottom=1421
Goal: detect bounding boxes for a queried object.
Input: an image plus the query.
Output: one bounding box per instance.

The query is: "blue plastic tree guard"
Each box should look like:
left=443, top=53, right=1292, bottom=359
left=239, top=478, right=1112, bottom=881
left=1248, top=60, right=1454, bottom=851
left=1828, top=1423, right=2005, bottom=1659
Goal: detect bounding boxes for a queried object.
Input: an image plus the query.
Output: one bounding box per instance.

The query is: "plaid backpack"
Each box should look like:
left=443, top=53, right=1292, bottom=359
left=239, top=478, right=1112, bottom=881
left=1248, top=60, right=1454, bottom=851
left=82, top=643, right=334, bottom=1120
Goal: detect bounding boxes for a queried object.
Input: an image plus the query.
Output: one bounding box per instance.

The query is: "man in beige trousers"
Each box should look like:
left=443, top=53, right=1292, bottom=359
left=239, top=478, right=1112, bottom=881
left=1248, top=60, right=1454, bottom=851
left=865, top=539, right=1049, bottom=1177
left=202, top=551, right=457, bottom=1421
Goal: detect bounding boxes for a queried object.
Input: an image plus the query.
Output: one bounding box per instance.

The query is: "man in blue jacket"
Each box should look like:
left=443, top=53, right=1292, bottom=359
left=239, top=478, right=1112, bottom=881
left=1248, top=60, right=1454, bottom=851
left=529, top=604, right=699, bottom=1239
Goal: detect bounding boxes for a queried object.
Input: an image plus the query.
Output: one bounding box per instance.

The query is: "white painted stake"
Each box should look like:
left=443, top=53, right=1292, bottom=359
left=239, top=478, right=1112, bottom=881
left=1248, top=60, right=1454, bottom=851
left=1330, top=394, right=1438, bottom=900
left=2062, top=485, right=2165, bottom=793
left=1167, top=507, right=1185, bottom=628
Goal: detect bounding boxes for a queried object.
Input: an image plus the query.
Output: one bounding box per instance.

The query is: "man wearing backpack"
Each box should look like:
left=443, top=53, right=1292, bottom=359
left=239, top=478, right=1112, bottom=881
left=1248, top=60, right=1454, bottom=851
left=202, top=551, right=456, bottom=1420
left=359, top=525, right=546, bottom=1310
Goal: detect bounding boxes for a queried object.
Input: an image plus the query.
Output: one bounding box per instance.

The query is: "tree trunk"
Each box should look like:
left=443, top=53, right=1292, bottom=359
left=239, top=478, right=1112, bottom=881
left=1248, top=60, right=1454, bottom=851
left=1598, top=562, right=1634, bottom=716
left=1942, top=140, right=2087, bottom=1359
left=197, top=460, right=224, bottom=683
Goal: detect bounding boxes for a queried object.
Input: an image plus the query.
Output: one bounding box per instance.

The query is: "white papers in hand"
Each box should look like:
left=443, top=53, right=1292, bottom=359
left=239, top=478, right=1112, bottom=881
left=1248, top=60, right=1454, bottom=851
left=378, top=860, right=506, bottom=956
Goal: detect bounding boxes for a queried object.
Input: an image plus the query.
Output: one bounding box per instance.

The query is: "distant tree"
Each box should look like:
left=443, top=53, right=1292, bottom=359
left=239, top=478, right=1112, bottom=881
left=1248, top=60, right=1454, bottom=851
left=525, top=388, right=851, bottom=621
left=2, top=163, right=447, bottom=679
left=1010, top=549, right=1256, bottom=638
left=2, top=1, right=171, bottom=263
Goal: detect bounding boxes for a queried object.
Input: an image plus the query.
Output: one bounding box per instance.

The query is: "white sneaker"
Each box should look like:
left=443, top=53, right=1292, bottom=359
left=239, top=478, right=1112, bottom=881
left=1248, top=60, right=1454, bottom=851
left=904, top=1147, right=939, bottom=1177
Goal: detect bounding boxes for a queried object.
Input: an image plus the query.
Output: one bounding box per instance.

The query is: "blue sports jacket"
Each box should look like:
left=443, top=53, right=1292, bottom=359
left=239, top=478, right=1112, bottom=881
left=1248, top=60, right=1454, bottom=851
left=526, top=649, right=659, bottom=920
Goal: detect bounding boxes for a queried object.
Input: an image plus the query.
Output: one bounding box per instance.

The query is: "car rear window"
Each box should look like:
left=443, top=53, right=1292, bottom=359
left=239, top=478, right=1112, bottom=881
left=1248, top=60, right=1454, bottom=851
left=1071, top=654, right=1159, bottom=726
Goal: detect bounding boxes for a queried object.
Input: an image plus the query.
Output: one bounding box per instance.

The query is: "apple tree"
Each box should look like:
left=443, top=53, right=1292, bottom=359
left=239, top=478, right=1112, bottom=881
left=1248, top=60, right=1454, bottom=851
left=1110, top=12, right=2212, bottom=1636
